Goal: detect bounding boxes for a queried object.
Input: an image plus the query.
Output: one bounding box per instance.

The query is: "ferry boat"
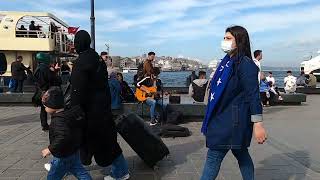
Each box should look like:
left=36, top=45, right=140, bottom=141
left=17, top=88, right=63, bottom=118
left=0, top=11, right=75, bottom=78
left=300, top=51, right=320, bottom=81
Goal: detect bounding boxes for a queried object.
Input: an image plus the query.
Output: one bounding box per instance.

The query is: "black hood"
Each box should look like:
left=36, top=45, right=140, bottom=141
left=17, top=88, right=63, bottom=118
left=74, top=30, right=91, bottom=54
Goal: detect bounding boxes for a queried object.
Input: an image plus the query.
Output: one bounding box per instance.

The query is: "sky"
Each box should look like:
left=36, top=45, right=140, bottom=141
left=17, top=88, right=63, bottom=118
left=1, top=0, right=320, bottom=67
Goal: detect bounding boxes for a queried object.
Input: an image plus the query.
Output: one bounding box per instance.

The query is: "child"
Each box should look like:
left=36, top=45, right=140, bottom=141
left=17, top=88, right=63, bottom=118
left=41, top=87, right=92, bottom=180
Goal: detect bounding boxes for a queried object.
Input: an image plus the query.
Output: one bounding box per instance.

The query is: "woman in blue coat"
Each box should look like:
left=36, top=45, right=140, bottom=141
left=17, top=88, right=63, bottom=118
left=201, top=26, right=267, bottom=180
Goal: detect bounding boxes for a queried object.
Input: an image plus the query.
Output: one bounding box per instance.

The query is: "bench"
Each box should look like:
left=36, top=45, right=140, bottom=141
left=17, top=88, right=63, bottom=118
left=273, top=93, right=307, bottom=105
left=0, top=93, right=307, bottom=117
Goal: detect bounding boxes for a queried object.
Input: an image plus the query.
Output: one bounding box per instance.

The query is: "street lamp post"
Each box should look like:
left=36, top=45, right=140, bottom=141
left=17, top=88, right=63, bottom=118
left=90, top=0, right=95, bottom=49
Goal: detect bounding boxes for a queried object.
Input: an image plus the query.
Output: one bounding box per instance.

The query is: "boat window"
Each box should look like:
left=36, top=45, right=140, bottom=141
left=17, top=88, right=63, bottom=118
left=15, top=16, right=68, bottom=39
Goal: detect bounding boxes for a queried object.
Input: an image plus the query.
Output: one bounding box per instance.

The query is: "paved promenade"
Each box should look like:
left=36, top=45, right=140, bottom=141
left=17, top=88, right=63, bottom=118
left=1, top=96, right=320, bottom=179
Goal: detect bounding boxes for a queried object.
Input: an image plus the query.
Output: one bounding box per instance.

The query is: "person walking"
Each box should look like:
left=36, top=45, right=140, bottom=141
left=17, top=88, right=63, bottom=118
left=33, top=53, right=61, bottom=131
left=41, top=87, right=92, bottom=180
left=186, top=71, right=198, bottom=86
left=201, top=26, right=267, bottom=180
left=71, top=30, right=129, bottom=180
left=11, top=56, right=30, bottom=93
left=253, top=50, right=262, bottom=82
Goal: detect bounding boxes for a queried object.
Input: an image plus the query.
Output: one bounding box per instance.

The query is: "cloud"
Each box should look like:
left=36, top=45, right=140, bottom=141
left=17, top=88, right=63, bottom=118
left=235, top=5, right=320, bottom=33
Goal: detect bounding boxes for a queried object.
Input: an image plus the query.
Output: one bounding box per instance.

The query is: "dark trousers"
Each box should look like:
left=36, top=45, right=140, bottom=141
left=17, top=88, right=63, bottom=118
left=40, top=105, right=49, bottom=128
left=14, top=80, right=24, bottom=93
left=260, top=91, right=275, bottom=105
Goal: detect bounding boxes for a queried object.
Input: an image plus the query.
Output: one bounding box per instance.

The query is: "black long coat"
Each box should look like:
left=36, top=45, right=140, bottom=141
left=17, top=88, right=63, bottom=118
left=71, top=30, right=122, bottom=167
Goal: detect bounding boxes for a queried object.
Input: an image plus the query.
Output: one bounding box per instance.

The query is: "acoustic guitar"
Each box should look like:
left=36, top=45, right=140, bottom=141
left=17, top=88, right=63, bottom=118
left=135, top=85, right=157, bottom=102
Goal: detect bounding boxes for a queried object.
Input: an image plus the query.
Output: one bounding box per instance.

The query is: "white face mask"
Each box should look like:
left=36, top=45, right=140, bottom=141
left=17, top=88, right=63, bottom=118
left=221, top=40, right=234, bottom=53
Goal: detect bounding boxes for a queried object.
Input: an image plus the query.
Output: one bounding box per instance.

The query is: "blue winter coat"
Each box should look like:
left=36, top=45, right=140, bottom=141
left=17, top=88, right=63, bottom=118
left=205, top=56, right=262, bottom=149
left=108, top=78, right=122, bottom=110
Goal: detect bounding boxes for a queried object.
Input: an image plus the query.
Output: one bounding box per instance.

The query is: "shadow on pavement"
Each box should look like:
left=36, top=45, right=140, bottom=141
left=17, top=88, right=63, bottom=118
left=256, top=151, right=310, bottom=180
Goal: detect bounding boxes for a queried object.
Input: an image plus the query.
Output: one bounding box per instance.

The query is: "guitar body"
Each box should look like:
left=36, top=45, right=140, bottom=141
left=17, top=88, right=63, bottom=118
left=135, top=86, right=157, bottom=102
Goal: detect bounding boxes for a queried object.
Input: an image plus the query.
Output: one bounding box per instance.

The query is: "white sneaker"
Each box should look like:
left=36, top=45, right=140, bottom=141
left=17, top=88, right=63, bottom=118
left=104, top=174, right=130, bottom=180
left=44, top=163, right=51, bottom=172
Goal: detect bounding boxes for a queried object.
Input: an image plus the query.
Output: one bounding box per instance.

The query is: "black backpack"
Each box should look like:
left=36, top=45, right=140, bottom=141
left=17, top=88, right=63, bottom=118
left=192, top=81, right=208, bottom=102
left=166, top=111, right=183, bottom=125
left=160, top=124, right=191, bottom=138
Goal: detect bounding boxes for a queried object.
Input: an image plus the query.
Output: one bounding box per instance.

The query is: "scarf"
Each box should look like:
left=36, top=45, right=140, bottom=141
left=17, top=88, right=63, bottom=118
left=201, top=55, right=234, bottom=134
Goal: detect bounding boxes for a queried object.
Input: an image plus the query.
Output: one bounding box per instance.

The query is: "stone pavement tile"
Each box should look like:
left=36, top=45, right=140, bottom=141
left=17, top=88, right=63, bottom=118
left=164, top=172, right=200, bottom=180
left=130, top=173, right=156, bottom=180
left=12, top=160, right=38, bottom=169
left=154, top=167, right=178, bottom=179
left=0, top=156, right=22, bottom=167
left=18, top=171, right=46, bottom=180
left=0, top=168, right=27, bottom=178
left=0, top=178, right=18, bottom=180
left=175, top=163, right=197, bottom=174
left=220, top=172, right=242, bottom=180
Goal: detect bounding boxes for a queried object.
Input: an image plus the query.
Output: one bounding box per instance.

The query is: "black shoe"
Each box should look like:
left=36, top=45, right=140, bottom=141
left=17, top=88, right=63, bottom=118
left=42, top=126, right=49, bottom=131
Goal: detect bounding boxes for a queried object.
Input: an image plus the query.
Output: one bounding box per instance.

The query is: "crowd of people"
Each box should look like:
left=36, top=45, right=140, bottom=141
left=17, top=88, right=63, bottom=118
left=16, top=25, right=319, bottom=179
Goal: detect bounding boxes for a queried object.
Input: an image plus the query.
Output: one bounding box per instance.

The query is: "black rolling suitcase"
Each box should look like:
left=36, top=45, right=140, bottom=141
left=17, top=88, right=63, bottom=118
left=115, top=113, right=170, bottom=168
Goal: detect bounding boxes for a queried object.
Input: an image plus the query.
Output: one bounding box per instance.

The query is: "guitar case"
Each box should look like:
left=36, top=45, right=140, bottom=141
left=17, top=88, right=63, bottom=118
left=115, top=113, right=170, bottom=168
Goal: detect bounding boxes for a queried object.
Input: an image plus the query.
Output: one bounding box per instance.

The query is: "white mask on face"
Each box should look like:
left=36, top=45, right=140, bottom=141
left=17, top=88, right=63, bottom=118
left=221, top=40, right=234, bottom=53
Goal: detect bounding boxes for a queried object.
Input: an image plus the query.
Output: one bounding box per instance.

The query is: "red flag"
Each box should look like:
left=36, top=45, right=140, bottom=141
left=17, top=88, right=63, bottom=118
left=68, top=27, right=79, bottom=34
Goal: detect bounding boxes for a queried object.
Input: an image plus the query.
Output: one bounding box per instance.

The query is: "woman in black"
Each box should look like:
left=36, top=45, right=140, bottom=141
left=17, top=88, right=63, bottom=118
left=71, top=30, right=129, bottom=180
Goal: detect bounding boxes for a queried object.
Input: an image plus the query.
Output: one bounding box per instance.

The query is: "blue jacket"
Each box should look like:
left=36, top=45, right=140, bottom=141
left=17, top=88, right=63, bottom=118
left=108, top=78, right=122, bottom=110
left=205, top=56, right=262, bottom=149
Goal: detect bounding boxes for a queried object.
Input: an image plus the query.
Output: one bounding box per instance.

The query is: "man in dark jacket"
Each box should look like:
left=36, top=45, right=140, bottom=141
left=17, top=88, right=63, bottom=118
left=71, top=30, right=129, bottom=180
left=34, top=52, right=62, bottom=131
left=41, top=87, right=92, bottom=179
left=11, top=56, right=30, bottom=93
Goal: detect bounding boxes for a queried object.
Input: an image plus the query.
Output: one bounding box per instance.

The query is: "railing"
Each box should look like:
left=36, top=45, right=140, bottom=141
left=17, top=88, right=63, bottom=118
left=14, top=30, right=74, bottom=54
left=15, top=30, right=55, bottom=39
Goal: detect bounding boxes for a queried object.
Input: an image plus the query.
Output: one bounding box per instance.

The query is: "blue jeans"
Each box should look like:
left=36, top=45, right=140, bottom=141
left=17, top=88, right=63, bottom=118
left=201, top=148, right=254, bottom=180
left=145, top=98, right=167, bottom=120
left=47, top=152, right=92, bottom=180
left=109, top=153, right=129, bottom=179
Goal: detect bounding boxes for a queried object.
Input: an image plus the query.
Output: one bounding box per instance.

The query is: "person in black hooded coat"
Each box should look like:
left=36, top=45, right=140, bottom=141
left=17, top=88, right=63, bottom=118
left=71, top=30, right=122, bottom=167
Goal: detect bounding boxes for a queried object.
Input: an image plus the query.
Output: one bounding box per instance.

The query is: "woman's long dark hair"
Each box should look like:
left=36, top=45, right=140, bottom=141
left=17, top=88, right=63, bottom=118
left=226, top=26, right=252, bottom=59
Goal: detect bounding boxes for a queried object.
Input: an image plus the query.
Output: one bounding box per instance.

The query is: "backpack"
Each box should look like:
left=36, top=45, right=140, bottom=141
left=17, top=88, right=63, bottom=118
left=160, top=124, right=191, bottom=138
left=166, top=111, right=183, bottom=125
left=192, top=81, right=208, bottom=102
